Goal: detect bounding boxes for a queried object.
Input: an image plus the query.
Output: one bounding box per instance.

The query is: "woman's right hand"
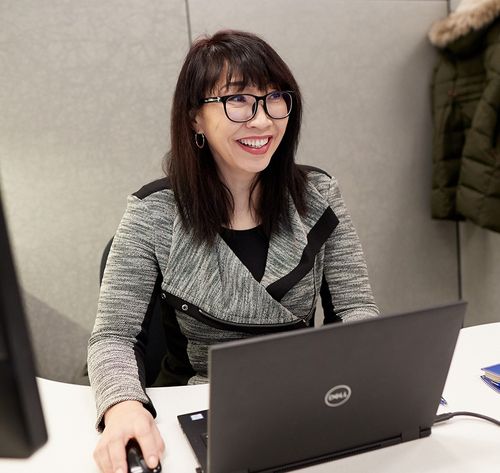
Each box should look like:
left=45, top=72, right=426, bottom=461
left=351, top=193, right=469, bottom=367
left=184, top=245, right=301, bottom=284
left=93, top=400, right=165, bottom=473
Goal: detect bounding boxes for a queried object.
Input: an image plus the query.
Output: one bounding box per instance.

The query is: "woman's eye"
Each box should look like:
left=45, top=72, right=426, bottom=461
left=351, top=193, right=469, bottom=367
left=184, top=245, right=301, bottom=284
left=268, top=92, right=283, bottom=101
left=227, top=94, right=248, bottom=103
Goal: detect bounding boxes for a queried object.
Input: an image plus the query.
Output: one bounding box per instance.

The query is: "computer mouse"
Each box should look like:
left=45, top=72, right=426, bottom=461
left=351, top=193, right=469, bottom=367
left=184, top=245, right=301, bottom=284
left=126, top=439, right=162, bottom=473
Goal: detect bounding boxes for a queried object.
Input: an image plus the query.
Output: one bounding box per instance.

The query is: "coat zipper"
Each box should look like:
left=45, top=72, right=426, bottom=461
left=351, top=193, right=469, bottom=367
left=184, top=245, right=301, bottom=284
left=163, top=291, right=314, bottom=334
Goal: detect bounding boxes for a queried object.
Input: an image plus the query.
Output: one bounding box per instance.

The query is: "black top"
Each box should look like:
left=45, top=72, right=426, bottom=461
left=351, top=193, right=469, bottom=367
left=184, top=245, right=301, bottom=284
left=219, top=225, right=269, bottom=282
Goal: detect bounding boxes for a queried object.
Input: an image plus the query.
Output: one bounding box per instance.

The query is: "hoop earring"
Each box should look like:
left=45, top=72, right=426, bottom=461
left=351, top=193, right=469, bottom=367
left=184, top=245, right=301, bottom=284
left=194, top=132, right=205, bottom=149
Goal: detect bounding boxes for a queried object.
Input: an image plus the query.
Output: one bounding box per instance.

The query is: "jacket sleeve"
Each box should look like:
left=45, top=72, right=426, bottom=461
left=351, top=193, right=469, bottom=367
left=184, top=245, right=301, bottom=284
left=87, top=195, right=160, bottom=432
left=321, top=175, right=379, bottom=323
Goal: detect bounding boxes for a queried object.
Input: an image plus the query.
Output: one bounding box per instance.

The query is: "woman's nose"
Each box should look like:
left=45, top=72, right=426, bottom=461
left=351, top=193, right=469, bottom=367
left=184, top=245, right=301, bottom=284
left=247, top=100, right=273, bottom=127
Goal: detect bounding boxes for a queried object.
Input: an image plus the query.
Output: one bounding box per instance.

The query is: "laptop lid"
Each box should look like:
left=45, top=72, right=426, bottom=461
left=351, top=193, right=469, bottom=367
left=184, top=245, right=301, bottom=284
left=207, top=301, right=466, bottom=473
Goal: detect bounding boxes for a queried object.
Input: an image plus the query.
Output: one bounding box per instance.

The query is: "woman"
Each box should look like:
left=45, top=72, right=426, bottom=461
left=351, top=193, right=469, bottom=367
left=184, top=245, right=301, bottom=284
left=88, top=30, right=379, bottom=473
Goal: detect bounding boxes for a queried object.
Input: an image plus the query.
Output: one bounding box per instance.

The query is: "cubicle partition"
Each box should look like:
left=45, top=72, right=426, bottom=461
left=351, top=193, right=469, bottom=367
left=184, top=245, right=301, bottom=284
left=0, top=0, right=497, bottom=383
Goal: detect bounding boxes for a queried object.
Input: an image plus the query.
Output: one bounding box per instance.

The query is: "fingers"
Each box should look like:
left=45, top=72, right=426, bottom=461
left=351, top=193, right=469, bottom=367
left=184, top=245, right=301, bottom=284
left=93, top=402, right=165, bottom=473
left=153, top=426, right=166, bottom=459
left=107, top=438, right=128, bottom=473
left=134, top=416, right=162, bottom=469
left=94, top=437, right=120, bottom=473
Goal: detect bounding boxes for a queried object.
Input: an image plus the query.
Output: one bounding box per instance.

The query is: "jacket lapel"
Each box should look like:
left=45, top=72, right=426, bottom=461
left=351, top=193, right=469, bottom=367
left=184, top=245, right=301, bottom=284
left=164, top=216, right=297, bottom=325
left=262, top=179, right=339, bottom=301
left=163, top=179, right=338, bottom=327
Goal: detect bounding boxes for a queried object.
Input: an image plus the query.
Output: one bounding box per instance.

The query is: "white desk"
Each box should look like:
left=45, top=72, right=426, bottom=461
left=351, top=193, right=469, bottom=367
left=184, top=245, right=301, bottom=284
left=1, top=323, right=499, bottom=472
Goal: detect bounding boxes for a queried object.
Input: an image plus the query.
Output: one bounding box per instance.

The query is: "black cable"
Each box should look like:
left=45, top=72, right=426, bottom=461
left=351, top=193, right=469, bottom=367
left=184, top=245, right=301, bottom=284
left=434, top=411, right=500, bottom=427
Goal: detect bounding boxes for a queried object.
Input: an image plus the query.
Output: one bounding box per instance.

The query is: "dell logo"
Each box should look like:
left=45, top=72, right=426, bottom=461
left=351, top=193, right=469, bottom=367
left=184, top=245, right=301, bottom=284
left=325, top=385, right=351, bottom=407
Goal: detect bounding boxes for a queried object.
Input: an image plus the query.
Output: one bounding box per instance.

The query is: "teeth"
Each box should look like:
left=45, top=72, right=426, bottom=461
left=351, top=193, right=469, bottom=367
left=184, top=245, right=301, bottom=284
left=239, top=137, right=269, bottom=148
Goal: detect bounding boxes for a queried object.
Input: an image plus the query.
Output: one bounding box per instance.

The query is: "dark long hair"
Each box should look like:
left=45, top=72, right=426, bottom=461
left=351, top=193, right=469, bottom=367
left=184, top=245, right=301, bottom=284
left=167, top=30, right=307, bottom=244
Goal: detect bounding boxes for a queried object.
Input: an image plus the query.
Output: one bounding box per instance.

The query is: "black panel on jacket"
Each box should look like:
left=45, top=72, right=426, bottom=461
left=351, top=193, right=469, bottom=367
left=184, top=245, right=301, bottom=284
left=163, top=291, right=311, bottom=334
left=133, top=177, right=171, bottom=199
left=266, top=206, right=339, bottom=301
left=320, top=274, right=342, bottom=324
left=155, top=300, right=196, bottom=386
left=298, top=164, right=332, bottom=178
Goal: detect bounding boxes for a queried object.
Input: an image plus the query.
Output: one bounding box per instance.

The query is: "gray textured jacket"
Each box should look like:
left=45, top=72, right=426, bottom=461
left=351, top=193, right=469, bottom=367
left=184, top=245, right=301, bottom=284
left=88, top=167, right=379, bottom=430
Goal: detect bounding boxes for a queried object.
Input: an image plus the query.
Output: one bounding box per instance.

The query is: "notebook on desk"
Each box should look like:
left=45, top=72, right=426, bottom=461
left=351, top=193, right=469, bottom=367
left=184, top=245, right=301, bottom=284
left=178, top=301, right=466, bottom=473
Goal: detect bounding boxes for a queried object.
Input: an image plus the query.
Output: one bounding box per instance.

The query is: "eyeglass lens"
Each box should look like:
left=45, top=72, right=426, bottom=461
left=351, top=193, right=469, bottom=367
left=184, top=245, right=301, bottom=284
left=225, top=92, right=292, bottom=122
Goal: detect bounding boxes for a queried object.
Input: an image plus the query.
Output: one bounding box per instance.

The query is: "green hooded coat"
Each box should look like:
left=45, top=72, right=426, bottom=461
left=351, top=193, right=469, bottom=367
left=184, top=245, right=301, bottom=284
left=429, top=0, right=500, bottom=232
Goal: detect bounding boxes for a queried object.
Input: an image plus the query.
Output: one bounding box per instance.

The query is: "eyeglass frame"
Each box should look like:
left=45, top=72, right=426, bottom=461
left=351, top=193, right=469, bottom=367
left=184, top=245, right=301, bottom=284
left=199, top=90, right=294, bottom=123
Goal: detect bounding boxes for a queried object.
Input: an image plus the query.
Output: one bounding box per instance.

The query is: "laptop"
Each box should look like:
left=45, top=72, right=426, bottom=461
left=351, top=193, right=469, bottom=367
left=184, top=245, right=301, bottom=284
left=178, top=301, right=466, bottom=473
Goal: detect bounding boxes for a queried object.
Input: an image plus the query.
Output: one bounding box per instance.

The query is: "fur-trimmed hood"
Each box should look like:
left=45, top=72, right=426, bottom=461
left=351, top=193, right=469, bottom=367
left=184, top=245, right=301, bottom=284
left=429, top=0, right=500, bottom=47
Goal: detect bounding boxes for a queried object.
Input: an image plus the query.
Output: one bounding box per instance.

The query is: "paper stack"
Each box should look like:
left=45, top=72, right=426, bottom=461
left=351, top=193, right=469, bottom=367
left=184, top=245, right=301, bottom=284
left=481, top=364, right=500, bottom=394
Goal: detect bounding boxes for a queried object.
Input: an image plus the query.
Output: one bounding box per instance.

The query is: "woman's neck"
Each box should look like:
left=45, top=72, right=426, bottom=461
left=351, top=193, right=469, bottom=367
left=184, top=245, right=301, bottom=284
left=220, top=173, right=260, bottom=230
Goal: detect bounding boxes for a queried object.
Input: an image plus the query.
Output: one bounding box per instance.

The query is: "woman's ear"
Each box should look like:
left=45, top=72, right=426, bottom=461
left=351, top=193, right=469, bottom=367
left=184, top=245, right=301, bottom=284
left=192, top=112, right=204, bottom=135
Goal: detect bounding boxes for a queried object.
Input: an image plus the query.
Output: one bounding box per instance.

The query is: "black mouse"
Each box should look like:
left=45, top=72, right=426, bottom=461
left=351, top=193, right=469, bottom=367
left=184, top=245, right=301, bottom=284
left=126, top=439, right=162, bottom=473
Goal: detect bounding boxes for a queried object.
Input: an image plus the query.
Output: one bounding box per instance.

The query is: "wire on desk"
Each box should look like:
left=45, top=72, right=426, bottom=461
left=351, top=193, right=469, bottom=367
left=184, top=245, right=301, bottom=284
left=434, top=411, right=500, bottom=427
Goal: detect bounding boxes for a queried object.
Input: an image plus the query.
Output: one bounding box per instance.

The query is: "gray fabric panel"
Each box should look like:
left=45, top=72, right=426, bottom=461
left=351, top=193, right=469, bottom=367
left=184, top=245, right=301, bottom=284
left=0, top=0, right=189, bottom=382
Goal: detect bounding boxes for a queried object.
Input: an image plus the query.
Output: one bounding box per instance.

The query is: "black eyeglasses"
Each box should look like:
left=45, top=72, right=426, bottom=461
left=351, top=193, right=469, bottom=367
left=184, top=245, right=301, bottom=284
left=200, top=91, right=293, bottom=123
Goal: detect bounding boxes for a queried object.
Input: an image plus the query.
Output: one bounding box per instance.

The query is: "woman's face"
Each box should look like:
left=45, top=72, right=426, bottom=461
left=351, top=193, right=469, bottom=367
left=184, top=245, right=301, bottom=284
left=194, top=77, right=289, bottom=184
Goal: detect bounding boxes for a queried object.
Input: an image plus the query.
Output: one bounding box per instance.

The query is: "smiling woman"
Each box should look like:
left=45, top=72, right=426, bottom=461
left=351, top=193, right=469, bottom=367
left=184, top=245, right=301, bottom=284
left=193, top=84, right=291, bottom=217
left=87, top=29, right=379, bottom=473
left=169, top=30, right=306, bottom=237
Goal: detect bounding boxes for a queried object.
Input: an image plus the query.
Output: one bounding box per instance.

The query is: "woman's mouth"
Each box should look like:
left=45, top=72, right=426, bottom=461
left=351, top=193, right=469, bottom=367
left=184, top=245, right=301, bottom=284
left=236, top=136, right=272, bottom=155
left=238, top=137, right=269, bottom=148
